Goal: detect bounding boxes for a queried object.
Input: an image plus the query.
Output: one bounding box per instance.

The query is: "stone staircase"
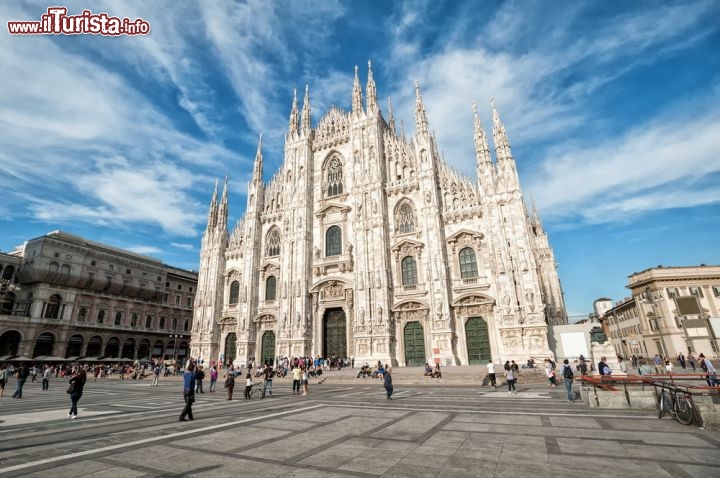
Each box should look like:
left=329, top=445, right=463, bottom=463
left=309, top=364, right=552, bottom=386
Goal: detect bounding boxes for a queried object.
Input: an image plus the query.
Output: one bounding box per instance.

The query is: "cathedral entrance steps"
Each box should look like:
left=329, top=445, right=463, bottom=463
left=313, top=365, right=553, bottom=386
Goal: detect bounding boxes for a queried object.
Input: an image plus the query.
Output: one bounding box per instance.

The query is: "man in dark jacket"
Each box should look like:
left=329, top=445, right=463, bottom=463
left=179, top=364, right=196, bottom=421
left=195, top=366, right=205, bottom=393
left=384, top=367, right=393, bottom=400
left=597, top=357, right=610, bottom=376
left=12, top=363, right=30, bottom=398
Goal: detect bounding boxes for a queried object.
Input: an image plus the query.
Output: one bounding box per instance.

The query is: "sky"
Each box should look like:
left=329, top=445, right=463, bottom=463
left=1, top=1, right=719, bottom=321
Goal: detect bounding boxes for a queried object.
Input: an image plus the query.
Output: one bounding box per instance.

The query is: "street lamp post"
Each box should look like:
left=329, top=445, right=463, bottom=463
left=643, top=287, right=669, bottom=358
left=169, top=333, right=185, bottom=370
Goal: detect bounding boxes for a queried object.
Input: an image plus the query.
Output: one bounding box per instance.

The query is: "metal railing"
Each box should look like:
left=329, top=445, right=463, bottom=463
left=579, top=373, right=719, bottom=426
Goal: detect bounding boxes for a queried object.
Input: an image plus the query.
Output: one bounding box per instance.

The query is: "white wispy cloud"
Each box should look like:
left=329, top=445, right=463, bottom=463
left=171, top=243, right=195, bottom=251
left=379, top=1, right=717, bottom=225
left=529, top=102, right=720, bottom=223
left=0, top=2, right=244, bottom=237
left=126, top=245, right=163, bottom=256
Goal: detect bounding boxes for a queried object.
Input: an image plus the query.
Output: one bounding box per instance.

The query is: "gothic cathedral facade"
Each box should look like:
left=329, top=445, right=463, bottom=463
left=191, top=63, right=566, bottom=367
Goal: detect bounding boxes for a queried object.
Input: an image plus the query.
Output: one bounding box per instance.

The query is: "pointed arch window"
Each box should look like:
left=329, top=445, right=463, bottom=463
left=97, top=309, right=106, bottom=324
left=229, top=280, right=240, bottom=305
left=265, top=276, right=277, bottom=301
left=172, top=318, right=178, bottom=330
left=326, top=157, right=343, bottom=197
left=266, top=228, right=281, bottom=256
left=77, top=307, right=87, bottom=322
left=325, top=225, right=342, bottom=256
left=459, top=247, right=479, bottom=278
left=396, top=201, right=417, bottom=234
left=131, top=313, right=138, bottom=327
left=159, top=317, right=166, bottom=329
left=114, top=311, right=123, bottom=326
left=401, top=256, right=418, bottom=286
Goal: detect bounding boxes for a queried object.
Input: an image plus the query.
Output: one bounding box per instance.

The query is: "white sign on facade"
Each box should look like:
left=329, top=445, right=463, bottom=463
left=560, top=332, right=588, bottom=359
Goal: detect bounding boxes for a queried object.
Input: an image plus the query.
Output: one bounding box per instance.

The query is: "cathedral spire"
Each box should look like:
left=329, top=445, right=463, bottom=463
left=491, top=98, right=512, bottom=163
left=366, top=60, right=378, bottom=115
left=206, top=179, right=219, bottom=229
left=252, top=133, right=263, bottom=183
left=491, top=98, right=520, bottom=191
left=473, top=102, right=495, bottom=195
left=301, top=84, right=311, bottom=136
left=352, top=65, right=363, bottom=115
left=387, top=97, right=396, bottom=133
left=217, top=176, right=229, bottom=231
left=530, top=194, right=541, bottom=224
left=288, top=89, right=299, bottom=136
left=414, top=81, right=429, bottom=135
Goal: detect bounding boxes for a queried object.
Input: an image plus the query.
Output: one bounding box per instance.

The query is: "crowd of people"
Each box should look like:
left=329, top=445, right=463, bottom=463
left=1, top=349, right=717, bottom=424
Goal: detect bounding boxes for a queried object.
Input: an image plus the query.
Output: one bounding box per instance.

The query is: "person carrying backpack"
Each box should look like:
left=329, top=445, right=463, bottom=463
left=561, top=359, right=575, bottom=402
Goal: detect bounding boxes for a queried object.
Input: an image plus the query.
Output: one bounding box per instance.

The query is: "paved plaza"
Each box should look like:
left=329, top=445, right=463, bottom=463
left=1, top=372, right=719, bottom=477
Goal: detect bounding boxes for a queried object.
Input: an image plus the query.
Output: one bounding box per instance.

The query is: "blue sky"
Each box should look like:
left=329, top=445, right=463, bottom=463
left=1, top=1, right=719, bottom=320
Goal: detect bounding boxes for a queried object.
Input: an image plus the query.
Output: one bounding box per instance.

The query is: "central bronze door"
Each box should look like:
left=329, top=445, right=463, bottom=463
left=404, top=321, right=426, bottom=366
left=224, top=332, right=237, bottom=365
left=323, top=308, right=347, bottom=358
left=465, top=317, right=491, bottom=364
left=261, top=330, right=275, bottom=365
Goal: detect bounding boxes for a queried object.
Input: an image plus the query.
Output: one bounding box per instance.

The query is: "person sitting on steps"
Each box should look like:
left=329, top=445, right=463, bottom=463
left=424, top=364, right=433, bottom=377
left=433, top=363, right=442, bottom=379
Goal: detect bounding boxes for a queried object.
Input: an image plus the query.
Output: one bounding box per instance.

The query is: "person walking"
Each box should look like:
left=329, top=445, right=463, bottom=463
left=292, top=365, right=302, bottom=394
left=262, top=364, right=274, bottom=398
left=209, top=366, right=218, bottom=392
left=244, top=373, right=253, bottom=399
left=12, top=363, right=30, bottom=398
left=511, top=361, right=520, bottom=387
left=578, top=360, right=588, bottom=376
left=179, top=363, right=196, bottom=421
left=384, top=366, right=393, bottom=400
left=653, top=354, right=663, bottom=374
left=0, top=363, right=8, bottom=397
left=687, top=353, right=696, bottom=372
left=42, top=364, right=52, bottom=391
left=678, top=353, right=686, bottom=370
left=699, top=354, right=718, bottom=386
left=598, top=357, right=609, bottom=376
left=486, top=361, right=497, bottom=389
left=545, top=359, right=557, bottom=387
left=561, top=359, right=574, bottom=402
left=301, top=367, right=309, bottom=396
left=195, top=366, right=205, bottom=394
left=505, top=367, right=516, bottom=394
left=151, top=363, right=161, bottom=387
left=67, top=368, right=87, bottom=419
left=224, top=367, right=235, bottom=400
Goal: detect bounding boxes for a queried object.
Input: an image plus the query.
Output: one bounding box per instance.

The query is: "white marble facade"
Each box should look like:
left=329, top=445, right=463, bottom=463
left=190, top=64, right=566, bottom=367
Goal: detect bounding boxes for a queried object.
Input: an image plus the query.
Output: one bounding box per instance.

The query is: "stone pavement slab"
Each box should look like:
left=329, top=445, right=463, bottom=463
left=1, top=379, right=718, bottom=477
